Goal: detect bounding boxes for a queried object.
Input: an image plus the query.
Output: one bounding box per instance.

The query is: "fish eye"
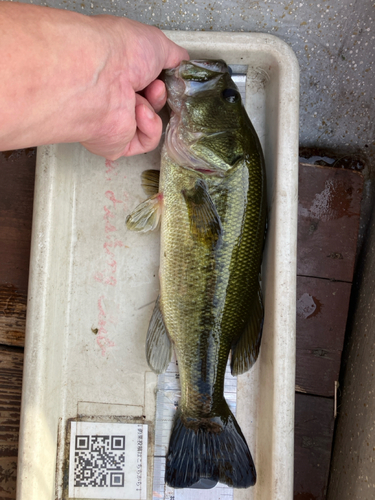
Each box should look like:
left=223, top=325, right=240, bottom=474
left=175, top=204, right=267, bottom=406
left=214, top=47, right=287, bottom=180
left=222, top=88, right=240, bottom=103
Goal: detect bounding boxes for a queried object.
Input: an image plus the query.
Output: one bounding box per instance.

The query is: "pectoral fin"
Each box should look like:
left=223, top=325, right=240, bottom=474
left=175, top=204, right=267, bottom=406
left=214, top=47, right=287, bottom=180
left=146, top=296, right=172, bottom=374
left=182, top=179, right=222, bottom=246
left=126, top=193, right=162, bottom=232
left=141, top=169, right=160, bottom=196
left=231, top=284, right=264, bottom=376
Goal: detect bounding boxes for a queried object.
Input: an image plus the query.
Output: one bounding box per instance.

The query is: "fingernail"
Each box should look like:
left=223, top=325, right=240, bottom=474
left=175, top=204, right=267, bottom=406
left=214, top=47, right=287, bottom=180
left=144, top=105, right=155, bottom=120
left=158, top=86, right=167, bottom=102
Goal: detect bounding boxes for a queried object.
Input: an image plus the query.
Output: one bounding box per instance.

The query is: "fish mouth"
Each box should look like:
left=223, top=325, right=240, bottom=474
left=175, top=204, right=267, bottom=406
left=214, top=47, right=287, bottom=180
left=164, top=59, right=230, bottom=109
left=164, top=59, right=229, bottom=81
left=178, top=59, right=230, bottom=77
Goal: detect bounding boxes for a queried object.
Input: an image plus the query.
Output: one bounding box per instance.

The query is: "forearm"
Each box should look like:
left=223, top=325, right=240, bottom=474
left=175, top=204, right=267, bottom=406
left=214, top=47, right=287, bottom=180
left=0, top=2, right=131, bottom=150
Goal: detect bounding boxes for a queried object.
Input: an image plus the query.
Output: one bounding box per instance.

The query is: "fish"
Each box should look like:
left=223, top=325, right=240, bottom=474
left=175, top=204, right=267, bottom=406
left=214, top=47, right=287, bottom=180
left=126, top=59, right=267, bottom=489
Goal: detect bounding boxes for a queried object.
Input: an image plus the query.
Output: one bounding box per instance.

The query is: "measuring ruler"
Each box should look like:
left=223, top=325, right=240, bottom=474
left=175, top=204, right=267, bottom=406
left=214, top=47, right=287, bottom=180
left=151, top=68, right=248, bottom=500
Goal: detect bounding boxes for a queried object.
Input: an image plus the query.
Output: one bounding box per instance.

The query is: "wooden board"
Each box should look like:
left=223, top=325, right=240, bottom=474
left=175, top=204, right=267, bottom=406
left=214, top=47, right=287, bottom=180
left=296, top=277, right=352, bottom=350
left=0, top=149, right=35, bottom=348
left=294, top=393, right=335, bottom=500
left=296, top=276, right=352, bottom=397
left=295, top=162, right=363, bottom=499
left=0, top=285, right=27, bottom=348
left=0, top=347, right=23, bottom=499
left=297, top=163, right=363, bottom=282
left=0, top=149, right=33, bottom=498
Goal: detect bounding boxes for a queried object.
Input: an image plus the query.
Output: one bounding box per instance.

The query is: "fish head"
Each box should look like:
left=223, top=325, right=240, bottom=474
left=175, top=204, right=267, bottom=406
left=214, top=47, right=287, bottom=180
left=164, top=60, right=248, bottom=176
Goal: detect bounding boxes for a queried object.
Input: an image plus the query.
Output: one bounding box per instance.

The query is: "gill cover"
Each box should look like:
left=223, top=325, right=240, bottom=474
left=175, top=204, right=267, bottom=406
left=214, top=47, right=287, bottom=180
left=164, top=60, right=247, bottom=175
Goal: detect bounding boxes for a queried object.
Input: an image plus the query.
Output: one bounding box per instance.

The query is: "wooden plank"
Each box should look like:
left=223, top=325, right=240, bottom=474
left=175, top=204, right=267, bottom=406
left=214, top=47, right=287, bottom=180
left=0, top=149, right=36, bottom=348
left=0, top=285, right=27, bottom=348
left=297, top=163, right=363, bottom=281
left=295, top=161, right=362, bottom=498
left=0, top=149, right=36, bottom=292
left=294, top=393, right=335, bottom=500
left=297, top=277, right=352, bottom=350
left=0, top=346, right=23, bottom=500
left=296, top=276, right=352, bottom=397
left=296, top=349, right=341, bottom=398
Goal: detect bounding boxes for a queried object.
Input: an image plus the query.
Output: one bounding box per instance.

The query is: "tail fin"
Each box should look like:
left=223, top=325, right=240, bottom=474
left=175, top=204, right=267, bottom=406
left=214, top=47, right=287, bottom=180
left=165, top=405, right=256, bottom=489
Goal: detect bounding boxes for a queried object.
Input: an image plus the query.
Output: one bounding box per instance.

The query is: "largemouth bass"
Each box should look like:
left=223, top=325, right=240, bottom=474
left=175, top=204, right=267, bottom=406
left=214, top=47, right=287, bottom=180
left=126, top=59, right=267, bottom=489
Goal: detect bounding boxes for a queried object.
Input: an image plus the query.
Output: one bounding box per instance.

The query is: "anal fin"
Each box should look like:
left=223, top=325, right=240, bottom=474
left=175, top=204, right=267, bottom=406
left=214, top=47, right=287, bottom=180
left=231, top=284, right=264, bottom=376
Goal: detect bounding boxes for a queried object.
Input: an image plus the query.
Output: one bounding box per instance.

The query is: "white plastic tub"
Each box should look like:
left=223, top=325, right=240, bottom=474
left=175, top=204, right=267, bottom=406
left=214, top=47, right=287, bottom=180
left=17, top=32, right=299, bottom=500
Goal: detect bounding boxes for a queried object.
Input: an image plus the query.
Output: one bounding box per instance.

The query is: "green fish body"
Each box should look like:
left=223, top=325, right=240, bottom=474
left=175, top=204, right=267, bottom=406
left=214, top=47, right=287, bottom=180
left=126, top=60, right=267, bottom=489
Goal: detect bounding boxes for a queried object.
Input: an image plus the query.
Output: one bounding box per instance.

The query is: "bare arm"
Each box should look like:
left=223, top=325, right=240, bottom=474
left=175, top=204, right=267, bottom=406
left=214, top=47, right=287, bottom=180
left=0, top=2, right=189, bottom=159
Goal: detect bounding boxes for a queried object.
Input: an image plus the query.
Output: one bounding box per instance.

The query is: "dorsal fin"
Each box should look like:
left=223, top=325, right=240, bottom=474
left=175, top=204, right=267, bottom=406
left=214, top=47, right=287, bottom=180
left=141, top=169, right=160, bottom=196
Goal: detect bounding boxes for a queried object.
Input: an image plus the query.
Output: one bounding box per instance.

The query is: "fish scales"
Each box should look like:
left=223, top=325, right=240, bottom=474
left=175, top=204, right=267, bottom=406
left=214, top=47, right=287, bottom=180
left=159, top=150, right=264, bottom=418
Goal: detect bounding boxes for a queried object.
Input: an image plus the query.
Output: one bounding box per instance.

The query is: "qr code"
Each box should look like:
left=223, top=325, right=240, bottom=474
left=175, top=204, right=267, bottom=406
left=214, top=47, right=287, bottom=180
left=74, top=435, right=126, bottom=488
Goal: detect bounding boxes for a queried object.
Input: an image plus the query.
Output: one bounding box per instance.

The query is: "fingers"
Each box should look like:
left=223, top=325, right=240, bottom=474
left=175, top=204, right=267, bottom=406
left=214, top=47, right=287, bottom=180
left=122, top=95, right=162, bottom=157
left=119, top=19, right=189, bottom=90
left=79, top=18, right=188, bottom=160
left=142, top=79, right=167, bottom=113
left=159, top=33, right=189, bottom=70
left=81, top=89, right=164, bottom=160
left=130, top=20, right=189, bottom=71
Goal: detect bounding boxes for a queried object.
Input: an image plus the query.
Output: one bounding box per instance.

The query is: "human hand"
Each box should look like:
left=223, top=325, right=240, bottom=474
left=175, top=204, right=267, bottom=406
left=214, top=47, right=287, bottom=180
left=80, top=17, right=189, bottom=160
